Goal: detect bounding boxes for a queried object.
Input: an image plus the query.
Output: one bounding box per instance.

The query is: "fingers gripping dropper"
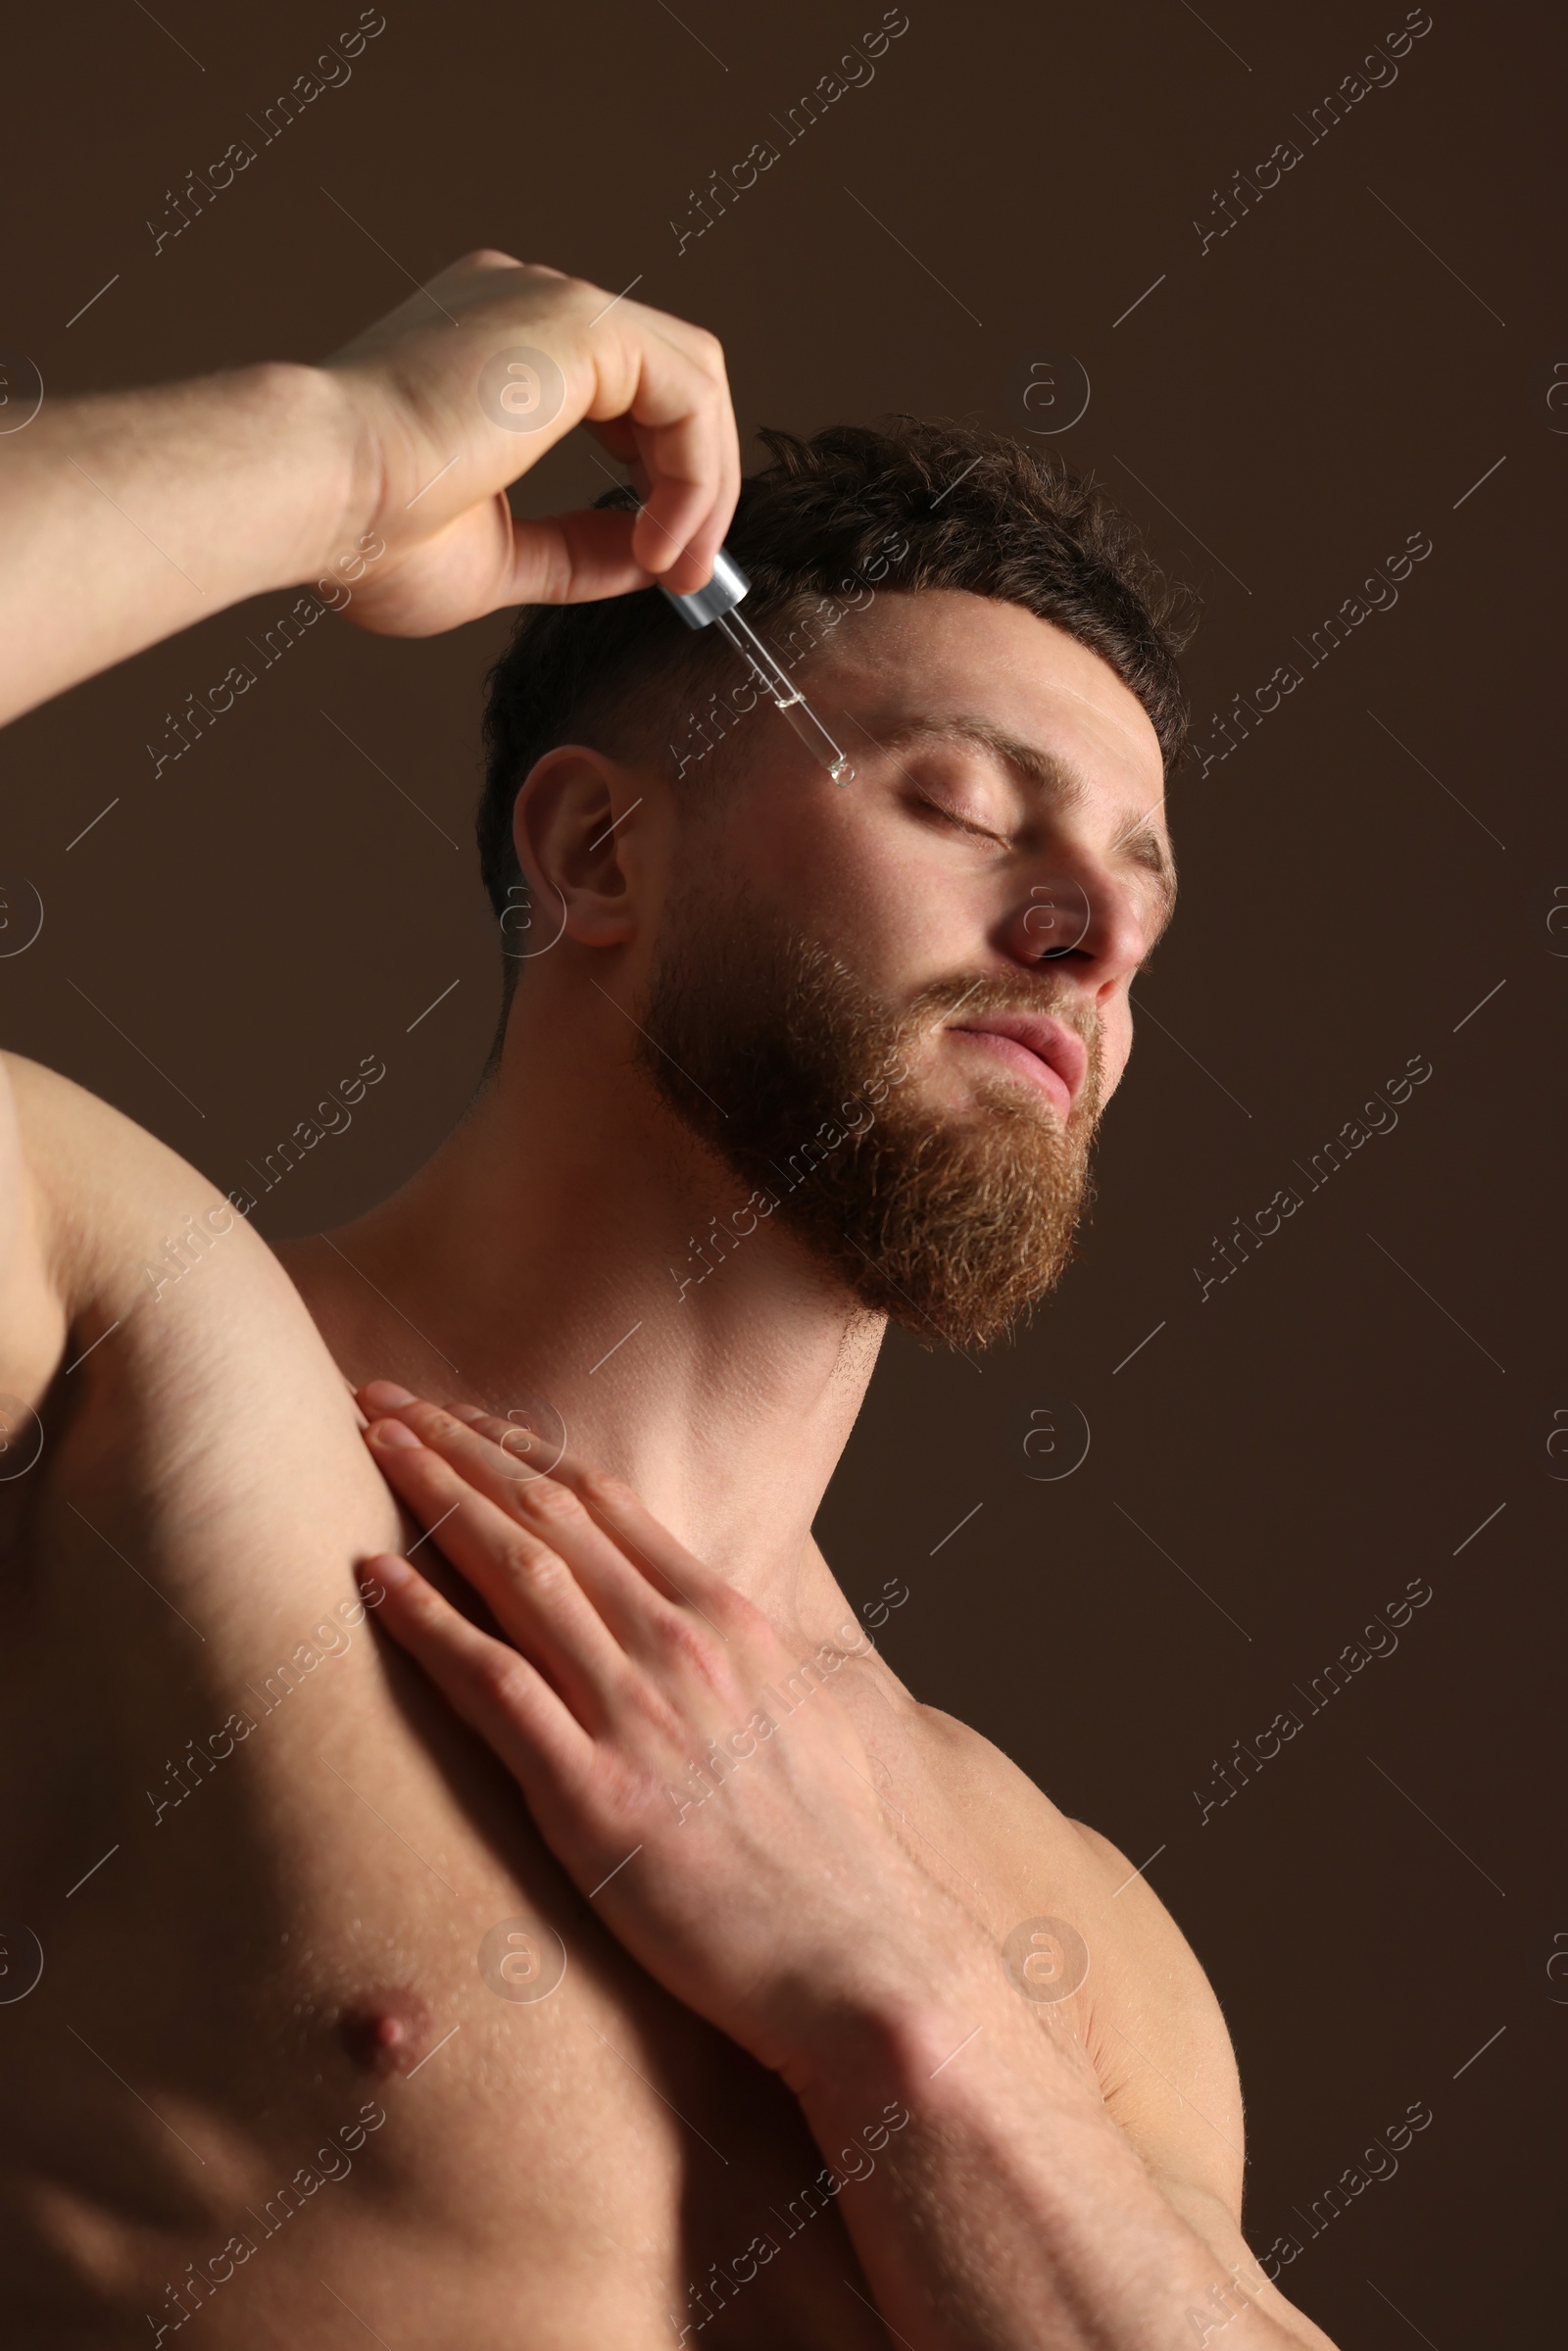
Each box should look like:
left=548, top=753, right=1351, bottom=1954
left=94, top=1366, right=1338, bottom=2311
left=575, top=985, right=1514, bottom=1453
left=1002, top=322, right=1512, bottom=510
left=657, top=544, right=855, bottom=786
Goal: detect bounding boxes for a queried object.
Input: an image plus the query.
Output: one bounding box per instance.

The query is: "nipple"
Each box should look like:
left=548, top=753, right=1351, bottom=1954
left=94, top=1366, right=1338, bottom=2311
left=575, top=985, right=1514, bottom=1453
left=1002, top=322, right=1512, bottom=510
left=337, top=1986, right=435, bottom=2076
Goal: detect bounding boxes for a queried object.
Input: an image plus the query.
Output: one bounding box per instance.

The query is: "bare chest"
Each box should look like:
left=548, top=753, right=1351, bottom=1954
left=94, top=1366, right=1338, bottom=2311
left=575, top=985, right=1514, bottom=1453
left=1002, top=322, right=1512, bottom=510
left=0, top=1224, right=1197, bottom=2346
left=1, top=1428, right=893, bottom=2347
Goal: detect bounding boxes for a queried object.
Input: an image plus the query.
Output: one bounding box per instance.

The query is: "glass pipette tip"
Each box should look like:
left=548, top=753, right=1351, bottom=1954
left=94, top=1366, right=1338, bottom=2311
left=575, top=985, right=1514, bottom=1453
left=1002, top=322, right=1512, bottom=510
left=713, top=610, right=855, bottom=786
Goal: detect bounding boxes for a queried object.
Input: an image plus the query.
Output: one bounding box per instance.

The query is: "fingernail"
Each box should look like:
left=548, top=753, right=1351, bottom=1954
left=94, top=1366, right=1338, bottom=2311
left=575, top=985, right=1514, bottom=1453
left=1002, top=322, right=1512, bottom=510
left=363, top=1380, right=416, bottom=1410
left=360, top=1553, right=411, bottom=1592
left=369, top=1418, right=422, bottom=1449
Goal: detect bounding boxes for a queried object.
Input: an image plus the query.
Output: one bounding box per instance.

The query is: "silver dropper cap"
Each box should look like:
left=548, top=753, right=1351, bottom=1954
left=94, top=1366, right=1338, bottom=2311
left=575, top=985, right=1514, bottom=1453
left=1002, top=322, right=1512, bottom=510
left=658, top=546, right=752, bottom=630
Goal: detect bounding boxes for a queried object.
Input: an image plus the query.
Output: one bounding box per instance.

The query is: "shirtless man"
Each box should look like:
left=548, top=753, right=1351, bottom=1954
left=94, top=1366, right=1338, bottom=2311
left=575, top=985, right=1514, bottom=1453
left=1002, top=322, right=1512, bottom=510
left=0, top=253, right=1338, bottom=2348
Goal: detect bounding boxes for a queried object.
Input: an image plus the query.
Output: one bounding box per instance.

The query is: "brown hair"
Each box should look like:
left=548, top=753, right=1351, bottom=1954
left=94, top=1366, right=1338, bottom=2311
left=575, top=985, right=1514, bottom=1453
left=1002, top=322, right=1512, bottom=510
left=476, top=416, right=1198, bottom=948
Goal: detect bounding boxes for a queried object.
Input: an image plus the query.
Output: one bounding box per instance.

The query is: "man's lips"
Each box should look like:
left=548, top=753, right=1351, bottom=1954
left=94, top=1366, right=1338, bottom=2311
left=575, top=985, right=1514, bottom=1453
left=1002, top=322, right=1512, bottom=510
left=946, top=1013, right=1087, bottom=1116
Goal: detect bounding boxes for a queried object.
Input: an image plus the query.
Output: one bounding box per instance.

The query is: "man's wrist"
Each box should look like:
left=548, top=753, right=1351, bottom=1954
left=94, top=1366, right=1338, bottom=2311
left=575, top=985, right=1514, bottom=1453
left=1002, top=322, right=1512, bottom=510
left=242, top=359, right=372, bottom=593
left=771, top=1913, right=1102, bottom=2130
left=790, top=1984, right=1092, bottom=2117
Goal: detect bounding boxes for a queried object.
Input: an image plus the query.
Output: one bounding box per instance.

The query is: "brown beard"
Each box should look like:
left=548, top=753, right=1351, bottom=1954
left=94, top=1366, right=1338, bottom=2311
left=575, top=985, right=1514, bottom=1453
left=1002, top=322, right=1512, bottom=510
left=634, top=883, right=1103, bottom=1352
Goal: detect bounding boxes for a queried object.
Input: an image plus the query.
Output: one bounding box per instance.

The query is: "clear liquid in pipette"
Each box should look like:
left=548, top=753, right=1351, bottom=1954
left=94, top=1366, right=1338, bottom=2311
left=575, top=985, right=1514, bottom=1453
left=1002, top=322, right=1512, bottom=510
left=714, top=610, right=855, bottom=786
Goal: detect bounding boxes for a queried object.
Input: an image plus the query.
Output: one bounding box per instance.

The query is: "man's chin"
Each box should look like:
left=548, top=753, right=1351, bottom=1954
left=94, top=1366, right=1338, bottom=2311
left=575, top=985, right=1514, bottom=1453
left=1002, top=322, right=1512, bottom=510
left=765, top=1082, right=1098, bottom=1355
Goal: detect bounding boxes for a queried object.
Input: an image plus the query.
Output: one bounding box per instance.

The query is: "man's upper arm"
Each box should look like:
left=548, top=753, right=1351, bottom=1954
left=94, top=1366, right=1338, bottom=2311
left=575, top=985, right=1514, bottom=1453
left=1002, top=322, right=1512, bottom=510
left=1073, top=1819, right=1342, bottom=2348
left=0, top=1053, right=69, bottom=1415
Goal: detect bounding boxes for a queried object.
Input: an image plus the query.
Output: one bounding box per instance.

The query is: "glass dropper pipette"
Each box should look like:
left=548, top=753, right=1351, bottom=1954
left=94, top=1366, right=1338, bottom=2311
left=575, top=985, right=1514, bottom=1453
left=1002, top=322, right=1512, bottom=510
left=655, top=540, right=856, bottom=786
left=710, top=607, right=855, bottom=784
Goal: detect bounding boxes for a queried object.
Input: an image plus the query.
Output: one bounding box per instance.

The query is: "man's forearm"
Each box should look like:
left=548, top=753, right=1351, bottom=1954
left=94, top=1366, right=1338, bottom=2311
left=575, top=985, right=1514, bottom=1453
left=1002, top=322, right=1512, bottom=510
left=792, top=1986, right=1288, bottom=2350
left=0, top=363, right=356, bottom=725
left=1, top=255, right=742, bottom=724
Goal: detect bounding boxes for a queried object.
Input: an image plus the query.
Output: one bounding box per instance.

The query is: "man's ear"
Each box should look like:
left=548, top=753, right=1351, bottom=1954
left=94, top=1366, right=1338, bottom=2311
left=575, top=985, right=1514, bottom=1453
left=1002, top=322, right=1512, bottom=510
left=511, top=746, right=653, bottom=948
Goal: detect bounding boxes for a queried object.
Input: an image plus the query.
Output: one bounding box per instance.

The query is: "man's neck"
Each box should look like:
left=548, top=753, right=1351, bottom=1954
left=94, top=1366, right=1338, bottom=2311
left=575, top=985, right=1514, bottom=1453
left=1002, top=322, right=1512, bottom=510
left=289, top=1020, right=886, bottom=1642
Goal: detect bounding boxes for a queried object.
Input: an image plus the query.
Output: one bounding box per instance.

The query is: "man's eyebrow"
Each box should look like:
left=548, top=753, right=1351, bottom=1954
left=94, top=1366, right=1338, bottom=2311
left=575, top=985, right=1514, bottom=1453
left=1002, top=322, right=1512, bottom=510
left=876, top=715, right=1178, bottom=934
left=878, top=715, right=1089, bottom=808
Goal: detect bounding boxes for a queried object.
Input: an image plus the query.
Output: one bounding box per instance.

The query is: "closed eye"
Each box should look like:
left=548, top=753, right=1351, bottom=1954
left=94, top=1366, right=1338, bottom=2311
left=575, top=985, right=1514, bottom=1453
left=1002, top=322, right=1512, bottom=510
left=910, top=788, right=1011, bottom=849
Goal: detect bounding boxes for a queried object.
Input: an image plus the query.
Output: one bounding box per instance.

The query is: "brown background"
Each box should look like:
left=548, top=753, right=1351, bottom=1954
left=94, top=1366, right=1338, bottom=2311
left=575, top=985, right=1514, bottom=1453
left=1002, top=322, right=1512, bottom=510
left=2, top=0, right=1562, bottom=2338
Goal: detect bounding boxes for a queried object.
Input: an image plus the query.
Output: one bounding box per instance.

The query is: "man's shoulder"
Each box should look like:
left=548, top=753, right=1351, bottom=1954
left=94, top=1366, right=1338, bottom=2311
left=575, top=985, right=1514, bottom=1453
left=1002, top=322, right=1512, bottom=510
left=906, top=1694, right=1200, bottom=1917
left=4, top=1047, right=230, bottom=1277
left=903, top=1701, right=1130, bottom=1911
left=0, top=1047, right=340, bottom=1445
left=1, top=1047, right=398, bottom=1621
left=900, top=1693, right=1106, bottom=1871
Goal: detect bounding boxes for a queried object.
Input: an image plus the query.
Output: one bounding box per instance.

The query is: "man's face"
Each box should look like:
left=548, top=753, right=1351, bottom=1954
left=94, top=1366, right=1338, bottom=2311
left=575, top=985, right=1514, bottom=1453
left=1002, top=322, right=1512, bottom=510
left=635, top=589, right=1176, bottom=1351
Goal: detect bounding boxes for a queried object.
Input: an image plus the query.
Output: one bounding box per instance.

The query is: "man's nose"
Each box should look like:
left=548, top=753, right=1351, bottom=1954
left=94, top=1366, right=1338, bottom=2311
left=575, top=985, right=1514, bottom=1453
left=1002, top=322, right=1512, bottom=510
left=1004, top=866, right=1151, bottom=998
